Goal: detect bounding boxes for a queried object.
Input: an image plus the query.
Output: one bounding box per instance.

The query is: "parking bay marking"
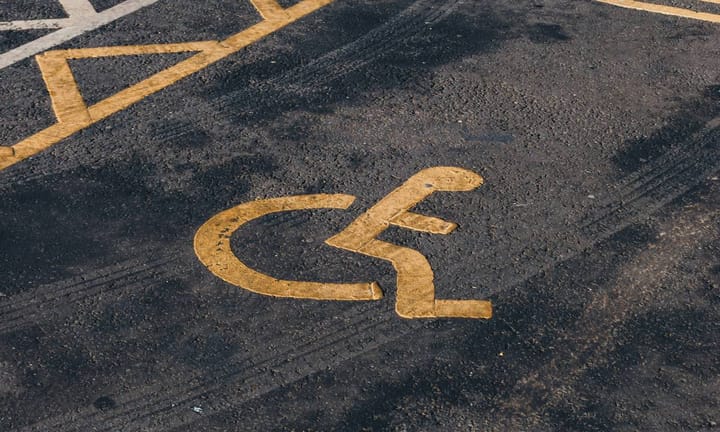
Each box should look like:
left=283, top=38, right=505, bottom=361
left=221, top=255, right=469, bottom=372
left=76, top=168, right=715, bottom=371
left=194, top=167, right=493, bottom=320
left=0, top=0, right=162, bottom=67
left=0, top=0, right=335, bottom=172
left=597, top=0, right=720, bottom=23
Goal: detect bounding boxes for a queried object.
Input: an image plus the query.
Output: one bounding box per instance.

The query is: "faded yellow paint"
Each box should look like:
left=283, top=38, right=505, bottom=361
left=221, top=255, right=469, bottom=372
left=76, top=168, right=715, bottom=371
left=35, top=53, right=91, bottom=124
left=195, top=167, right=492, bottom=320
left=251, top=0, right=289, bottom=20
left=391, top=211, right=456, bottom=235
left=0, top=0, right=335, bottom=171
left=597, top=0, right=720, bottom=23
left=327, top=167, right=492, bottom=319
left=194, top=194, right=383, bottom=301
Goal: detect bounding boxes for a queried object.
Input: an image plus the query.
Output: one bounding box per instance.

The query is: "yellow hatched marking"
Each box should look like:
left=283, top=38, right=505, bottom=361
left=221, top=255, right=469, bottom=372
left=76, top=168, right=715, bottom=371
left=51, top=41, right=223, bottom=58
left=0, top=0, right=335, bottom=171
left=597, top=0, right=720, bottom=23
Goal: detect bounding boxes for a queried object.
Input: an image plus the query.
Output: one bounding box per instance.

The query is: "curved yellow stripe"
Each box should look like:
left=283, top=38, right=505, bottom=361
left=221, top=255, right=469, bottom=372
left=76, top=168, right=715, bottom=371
left=194, top=194, right=383, bottom=301
left=0, top=0, right=336, bottom=172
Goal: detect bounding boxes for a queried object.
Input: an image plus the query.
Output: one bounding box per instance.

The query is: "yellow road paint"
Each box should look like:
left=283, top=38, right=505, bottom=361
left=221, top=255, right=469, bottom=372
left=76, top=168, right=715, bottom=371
left=597, top=0, right=720, bottom=23
left=194, top=194, right=383, bottom=301
left=195, top=167, right=493, bottom=320
left=327, top=167, right=492, bottom=319
left=0, top=0, right=335, bottom=171
left=251, top=0, right=290, bottom=20
left=391, top=211, right=456, bottom=235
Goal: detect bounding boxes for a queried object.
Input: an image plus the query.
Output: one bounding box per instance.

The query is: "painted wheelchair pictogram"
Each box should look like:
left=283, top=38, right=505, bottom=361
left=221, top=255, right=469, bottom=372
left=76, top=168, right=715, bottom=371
left=194, top=167, right=493, bottom=319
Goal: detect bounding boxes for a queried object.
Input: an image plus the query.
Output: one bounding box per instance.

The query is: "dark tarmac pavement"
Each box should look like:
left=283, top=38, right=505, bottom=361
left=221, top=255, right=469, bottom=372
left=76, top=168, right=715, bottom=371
left=1, top=0, right=719, bottom=430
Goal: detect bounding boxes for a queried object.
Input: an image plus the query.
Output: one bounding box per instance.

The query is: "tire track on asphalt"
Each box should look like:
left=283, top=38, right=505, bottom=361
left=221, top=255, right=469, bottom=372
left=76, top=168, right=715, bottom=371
left=0, top=0, right=459, bottom=190
left=581, top=119, right=720, bottom=239
left=0, top=253, right=179, bottom=334
left=465, top=119, right=720, bottom=303
left=0, top=274, right=160, bottom=335
left=0, top=253, right=172, bottom=314
left=497, top=202, right=720, bottom=429
left=14, top=302, right=410, bottom=432
left=154, top=166, right=720, bottom=431
left=9, top=234, right=380, bottom=432
left=12, top=128, right=719, bottom=431
left=210, top=0, right=461, bottom=112
left=286, top=0, right=460, bottom=88
left=103, top=314, right=412, bottom=432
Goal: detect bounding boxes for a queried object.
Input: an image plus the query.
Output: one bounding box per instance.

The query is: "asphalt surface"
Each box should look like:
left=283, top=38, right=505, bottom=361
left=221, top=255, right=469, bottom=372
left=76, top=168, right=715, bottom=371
left=1, top=0, right=720, bottom=430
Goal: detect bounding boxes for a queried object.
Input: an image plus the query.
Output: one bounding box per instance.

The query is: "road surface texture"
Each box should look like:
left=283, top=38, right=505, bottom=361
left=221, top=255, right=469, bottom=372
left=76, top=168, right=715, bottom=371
left=1, top=0, right=719, bottom=430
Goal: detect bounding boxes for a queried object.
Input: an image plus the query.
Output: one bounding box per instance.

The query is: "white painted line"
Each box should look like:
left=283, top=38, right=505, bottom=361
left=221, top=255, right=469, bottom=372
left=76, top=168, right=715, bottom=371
left=0, top=0, right=161, bottom=70
left=58, top=0, right=97, bottom=17
left=0, top=0, right=97, bottom=31
left=0, top=19, right=70, bottom=31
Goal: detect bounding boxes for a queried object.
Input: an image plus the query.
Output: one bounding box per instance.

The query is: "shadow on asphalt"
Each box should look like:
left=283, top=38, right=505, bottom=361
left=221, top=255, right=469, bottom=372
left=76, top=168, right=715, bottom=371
left=210, top=180, right=719, bottom=432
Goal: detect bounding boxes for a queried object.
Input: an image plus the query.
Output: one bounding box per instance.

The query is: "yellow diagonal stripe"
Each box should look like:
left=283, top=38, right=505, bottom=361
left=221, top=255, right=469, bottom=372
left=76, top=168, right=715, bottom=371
left=0, top=0, right=335, bottom=171
left=597, top=0, right=720, bottom=23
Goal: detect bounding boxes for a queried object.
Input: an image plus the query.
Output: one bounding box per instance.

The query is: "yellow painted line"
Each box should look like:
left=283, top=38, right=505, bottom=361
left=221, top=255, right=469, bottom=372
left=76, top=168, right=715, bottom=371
left=35, top=53, right=92, bottom=124
left=0, top=0, right=335, bottom=171
left=251, top=0, right=290, bottom=20
left=327, top=167, right=492, bottom=319
left=195, top=167, right=492, bottom=320
left=596, top=0, right=720, bottom=23
left=194, top=194, right=383, bottom=301
left=391, top=211, right=457, bottom=235
left=52, top=41, right=223, bottom=58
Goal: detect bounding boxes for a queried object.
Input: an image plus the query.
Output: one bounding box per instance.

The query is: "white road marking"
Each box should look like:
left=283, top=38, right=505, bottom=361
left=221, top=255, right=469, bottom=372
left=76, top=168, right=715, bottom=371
left=0, top=0, right=161, bottom=70
left=0, top=19, right=69, bottom=31
left=58, top=0, right=97, bottom=17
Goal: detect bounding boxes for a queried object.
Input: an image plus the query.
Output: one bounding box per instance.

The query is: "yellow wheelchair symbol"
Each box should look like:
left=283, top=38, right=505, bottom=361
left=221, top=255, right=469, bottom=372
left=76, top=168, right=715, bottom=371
left=194, top=167, right=492, bottom=319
